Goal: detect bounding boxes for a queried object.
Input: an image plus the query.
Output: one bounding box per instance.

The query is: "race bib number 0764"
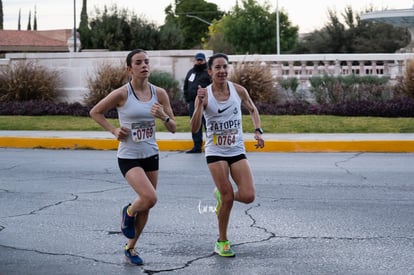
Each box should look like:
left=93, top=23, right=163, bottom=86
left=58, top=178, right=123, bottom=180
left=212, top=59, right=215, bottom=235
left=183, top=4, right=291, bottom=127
left=213, top=129, right=238, bottom=147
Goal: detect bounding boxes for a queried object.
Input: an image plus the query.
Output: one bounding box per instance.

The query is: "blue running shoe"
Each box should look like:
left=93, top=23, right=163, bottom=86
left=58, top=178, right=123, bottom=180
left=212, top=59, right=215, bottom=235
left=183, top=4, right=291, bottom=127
left=121, top=204, right=135, bottom=239
left=125, top=245, right=143, bottom=265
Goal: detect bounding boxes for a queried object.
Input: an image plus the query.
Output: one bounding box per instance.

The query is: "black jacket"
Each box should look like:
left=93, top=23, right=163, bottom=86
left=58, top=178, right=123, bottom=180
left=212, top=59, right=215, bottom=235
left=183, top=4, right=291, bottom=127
left=183, top=63, right=211, bottom=102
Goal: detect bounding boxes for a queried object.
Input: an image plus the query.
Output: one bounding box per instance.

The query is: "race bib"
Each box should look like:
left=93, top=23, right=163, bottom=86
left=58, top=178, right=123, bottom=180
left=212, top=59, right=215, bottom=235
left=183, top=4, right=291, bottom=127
left=131, top=121, right=155, bottom=143
left=213, top=129, right=238, bottom=147
left=188, top=73, right=196, bottom=82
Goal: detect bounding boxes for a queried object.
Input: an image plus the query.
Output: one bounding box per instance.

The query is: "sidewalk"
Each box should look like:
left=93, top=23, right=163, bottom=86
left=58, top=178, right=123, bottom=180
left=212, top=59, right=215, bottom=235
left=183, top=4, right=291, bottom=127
left=1, top=130, right=414, bottom=152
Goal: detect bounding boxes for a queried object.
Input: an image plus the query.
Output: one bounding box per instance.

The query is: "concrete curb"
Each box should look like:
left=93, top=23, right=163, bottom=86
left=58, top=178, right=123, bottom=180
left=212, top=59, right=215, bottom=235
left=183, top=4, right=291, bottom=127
left=1, top=136, right=414, bottom=152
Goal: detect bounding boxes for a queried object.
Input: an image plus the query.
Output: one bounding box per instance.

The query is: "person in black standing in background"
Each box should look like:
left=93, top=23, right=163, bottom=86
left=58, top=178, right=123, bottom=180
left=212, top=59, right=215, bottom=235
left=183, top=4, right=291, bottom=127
left=184, top=52, right=211, bottom=153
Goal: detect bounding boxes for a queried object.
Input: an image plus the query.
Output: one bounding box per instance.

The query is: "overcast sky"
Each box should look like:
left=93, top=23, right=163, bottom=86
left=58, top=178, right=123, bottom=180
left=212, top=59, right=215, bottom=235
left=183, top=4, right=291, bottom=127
left=2, top=0, right=413, bottom=33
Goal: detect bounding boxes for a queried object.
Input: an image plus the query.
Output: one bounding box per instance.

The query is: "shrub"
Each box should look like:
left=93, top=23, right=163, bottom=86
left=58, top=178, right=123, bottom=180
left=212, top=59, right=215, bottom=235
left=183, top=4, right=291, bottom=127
left=403, top=59, right=414, bottom=98
left=317, top=97, right=414, bottom=117
left=0, top=100, right=89, bottom=116
left=84, top=63, right=182, bottom=107
left=84, top=61, right=128, bottom=107
left=277, top=77, right=311, bottom=103
left=229, top=61, right=280, bottom=103
left=170, top=99, right=188, bottom=116
left=248, top=101, right=313, bottom=115
left=0, top=61, right=61, bottom=102
left=149, top=70, right=182, bottom=100
left=0, top=97, right=412, bottom=117
left=279, top=77, right=299, bottom=93
left=309, top=74, right=391, bottom=104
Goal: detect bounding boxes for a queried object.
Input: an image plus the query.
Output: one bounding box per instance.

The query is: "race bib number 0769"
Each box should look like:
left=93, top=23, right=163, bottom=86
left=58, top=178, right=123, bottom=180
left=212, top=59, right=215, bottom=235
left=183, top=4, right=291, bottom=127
left=131, top=121, right=155, bottom=142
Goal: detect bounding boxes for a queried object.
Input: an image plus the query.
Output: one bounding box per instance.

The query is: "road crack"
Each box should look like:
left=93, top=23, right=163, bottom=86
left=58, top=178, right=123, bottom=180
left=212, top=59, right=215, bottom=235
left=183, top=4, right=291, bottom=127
left=142, top=203, right=269, bottom=274
left=334, top=153, right=367, bottom=180
left=0, top=244, right=120, bottom=266
left=143, top=253, right=215, bottom=274
left=234, top=203, right=276, bottom=247
left=1, top=194, right=78, bottom=219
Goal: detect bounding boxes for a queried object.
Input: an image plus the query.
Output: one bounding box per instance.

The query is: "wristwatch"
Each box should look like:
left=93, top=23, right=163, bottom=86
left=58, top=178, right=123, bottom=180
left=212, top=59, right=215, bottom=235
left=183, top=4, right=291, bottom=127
left=255, top=127, right=263, bottom=134
left=163, top=116, right=170, bottom=123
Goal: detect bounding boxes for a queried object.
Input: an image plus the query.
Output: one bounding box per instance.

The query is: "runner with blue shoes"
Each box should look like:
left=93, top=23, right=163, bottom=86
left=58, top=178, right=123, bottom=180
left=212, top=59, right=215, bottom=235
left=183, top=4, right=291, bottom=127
left=90, top=49, right=176, bottom=265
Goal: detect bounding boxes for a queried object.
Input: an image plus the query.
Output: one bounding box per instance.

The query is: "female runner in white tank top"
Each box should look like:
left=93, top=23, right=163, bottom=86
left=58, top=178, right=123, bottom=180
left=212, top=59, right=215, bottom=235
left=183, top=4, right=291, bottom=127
left=90, top=49, right=176, bottom=265
left=190, top=53, right=265, bottom=257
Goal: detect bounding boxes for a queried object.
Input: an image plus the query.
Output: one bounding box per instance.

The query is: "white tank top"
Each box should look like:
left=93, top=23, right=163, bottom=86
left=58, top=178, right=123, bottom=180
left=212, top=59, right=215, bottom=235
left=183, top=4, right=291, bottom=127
left=203, top=81, right=245, bottom=157
left=116, top=82, right=159, bottom=159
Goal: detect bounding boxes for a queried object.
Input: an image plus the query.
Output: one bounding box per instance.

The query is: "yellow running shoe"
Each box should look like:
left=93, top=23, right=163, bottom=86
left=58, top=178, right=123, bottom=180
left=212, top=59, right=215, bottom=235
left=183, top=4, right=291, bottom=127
left=214, top=240, right=235, bottom=257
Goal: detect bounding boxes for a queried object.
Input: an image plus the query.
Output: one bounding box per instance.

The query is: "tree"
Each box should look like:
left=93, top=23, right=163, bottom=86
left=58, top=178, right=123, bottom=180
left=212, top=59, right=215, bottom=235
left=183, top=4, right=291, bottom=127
left=85, top=5, right=160, bottom=51
left=0, top=0, right=3, bottom=30
left=79, top=0, right=91, bottom=48
left=163, top=0, right=224, bottom=49
left=206, top=0, right=298, bottom=54
left=158, top=5, right=185, bottom=49
left=324, top=9, right=346, bottom=52
left=277, top=9, right=299, bottom=53
left=27, top=10, right=31, bottom=30
left=18, top=9, right=21, bottom=30
left=128, top=15, right=160, bottom=50
left=352, top=15, right=410, bottom=53
left=88, top=5, right=130, bottom=50
left=293, top=6, right=410, bottom=54
left=33, top=6, right=37, bottom=30
left=203, top=18, right=234, bottom=53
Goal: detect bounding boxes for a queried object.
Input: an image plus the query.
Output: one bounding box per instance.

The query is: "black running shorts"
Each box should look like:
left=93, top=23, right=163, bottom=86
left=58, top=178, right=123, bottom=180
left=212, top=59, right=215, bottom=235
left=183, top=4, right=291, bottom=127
left=118, top=154, right=159, bottom=177
left=206, top=154, right=247, bottom=165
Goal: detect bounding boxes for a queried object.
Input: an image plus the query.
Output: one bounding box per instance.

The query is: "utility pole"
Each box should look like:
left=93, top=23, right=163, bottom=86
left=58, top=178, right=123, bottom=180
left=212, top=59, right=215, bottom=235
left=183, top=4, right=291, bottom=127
left=73, top=0, right=77, bottom=52
left=276, top=0, right=280, bottom=55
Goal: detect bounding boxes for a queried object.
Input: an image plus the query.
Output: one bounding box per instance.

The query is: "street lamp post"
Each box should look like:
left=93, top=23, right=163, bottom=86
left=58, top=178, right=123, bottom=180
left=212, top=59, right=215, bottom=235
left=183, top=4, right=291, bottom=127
left=185, top=14, right=212, bottom=26
left=276, top=0, right=280, bottom=55
left=73, top=0, right=77, bottom=52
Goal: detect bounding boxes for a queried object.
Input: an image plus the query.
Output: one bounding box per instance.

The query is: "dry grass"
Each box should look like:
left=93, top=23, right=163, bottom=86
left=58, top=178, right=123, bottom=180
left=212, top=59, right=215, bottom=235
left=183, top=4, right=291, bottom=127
left=83, top=62, right=182, bottom=106
left=229, top=61, right=280, bottom=103
left=0, top=61, right=61, bottom=102
left=403, top=59, right=414, bottom=98
left=84, top=61, right=128, bottom=107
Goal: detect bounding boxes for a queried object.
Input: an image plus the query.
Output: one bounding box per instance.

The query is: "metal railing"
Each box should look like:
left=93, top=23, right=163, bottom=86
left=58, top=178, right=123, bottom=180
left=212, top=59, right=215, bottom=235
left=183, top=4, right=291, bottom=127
left=229, top=53, right=414, bottom=80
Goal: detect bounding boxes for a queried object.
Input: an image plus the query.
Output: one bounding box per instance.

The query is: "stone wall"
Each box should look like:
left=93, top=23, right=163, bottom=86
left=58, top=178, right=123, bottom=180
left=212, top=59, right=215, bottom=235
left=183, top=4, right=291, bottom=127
left=1, top=50, right=213, bottom=103
left=1, top=50, right=413, bottom=103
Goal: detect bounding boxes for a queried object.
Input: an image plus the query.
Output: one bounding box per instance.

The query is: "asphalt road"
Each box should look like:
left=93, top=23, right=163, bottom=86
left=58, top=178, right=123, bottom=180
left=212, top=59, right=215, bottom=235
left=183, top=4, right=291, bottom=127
left=0, top=148, right=413, bottom=275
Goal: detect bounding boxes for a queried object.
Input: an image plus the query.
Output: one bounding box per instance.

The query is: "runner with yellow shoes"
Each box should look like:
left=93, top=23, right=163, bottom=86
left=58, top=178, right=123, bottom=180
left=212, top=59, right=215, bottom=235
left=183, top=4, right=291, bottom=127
left=190, top=53, right=265, bottom=257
